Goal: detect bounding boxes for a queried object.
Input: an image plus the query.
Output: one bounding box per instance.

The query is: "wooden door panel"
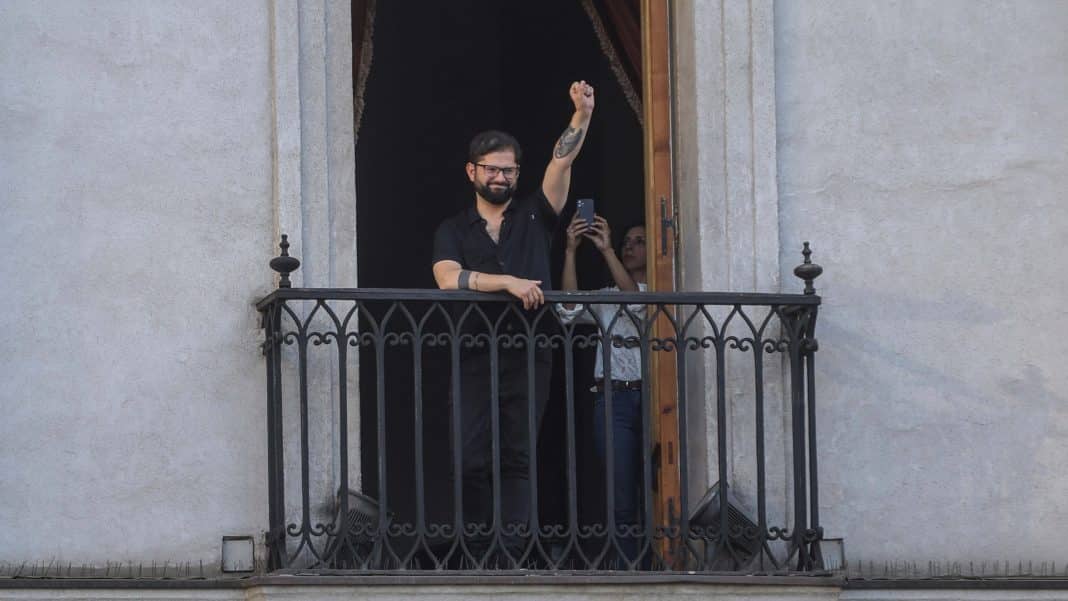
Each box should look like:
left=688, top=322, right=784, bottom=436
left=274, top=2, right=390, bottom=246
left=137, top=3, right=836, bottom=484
left=641, top=0, right=682, bottom=569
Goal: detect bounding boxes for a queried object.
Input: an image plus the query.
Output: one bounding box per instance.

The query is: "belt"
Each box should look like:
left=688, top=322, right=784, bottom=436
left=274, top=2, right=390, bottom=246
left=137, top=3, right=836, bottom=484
left=592, top=379, right=643, bottom=392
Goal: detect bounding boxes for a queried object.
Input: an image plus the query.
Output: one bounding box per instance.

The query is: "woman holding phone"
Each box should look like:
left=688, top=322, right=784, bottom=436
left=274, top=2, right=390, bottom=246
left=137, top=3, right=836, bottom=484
left=557, top=212, right=647, bottom=565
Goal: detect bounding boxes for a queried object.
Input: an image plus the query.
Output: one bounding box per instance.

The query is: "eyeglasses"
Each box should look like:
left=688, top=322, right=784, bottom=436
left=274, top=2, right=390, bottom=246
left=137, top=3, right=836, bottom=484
left=475, top=163, right=520, bottom=179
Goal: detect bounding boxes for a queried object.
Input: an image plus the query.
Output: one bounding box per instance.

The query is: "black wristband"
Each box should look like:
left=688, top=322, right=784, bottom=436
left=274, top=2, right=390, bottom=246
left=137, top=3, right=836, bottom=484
left=458, top=270, right=472, bottom=290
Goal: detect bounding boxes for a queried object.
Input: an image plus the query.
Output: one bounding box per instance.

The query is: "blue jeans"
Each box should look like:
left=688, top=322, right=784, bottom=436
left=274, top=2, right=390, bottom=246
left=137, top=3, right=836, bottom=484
left=592, top=388, right=643, bottom=564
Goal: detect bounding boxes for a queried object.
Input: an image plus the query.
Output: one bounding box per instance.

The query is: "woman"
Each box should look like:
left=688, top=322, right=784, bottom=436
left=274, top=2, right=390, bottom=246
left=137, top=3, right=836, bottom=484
left=557, top=213, right=647, bottom=564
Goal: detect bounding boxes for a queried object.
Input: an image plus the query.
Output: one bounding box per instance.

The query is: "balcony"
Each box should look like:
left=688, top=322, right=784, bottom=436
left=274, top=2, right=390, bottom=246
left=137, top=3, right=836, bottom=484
left=256, top=237, right=826, bottom=574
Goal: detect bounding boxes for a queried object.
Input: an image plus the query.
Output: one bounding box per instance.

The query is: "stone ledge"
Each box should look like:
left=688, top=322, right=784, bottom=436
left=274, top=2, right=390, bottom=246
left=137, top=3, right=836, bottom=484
left=844, top=579, right=1068, bottom=590
left=0, top=574, right=843, bottom=601
left=0, top=572, right=841, bottom=588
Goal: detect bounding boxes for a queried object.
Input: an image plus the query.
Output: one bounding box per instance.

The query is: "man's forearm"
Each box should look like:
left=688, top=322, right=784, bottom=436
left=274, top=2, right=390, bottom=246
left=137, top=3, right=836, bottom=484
left=474, top=272, right=514, bottom=293
left=542, top=81, right=596, bottom=212
left=436, top=264, right=514, bottom=292
left=465, top=271, right=514, bottom=293
left=551, top=111, right=592, bottom=167
left=542, top=111, right=592, bottom=212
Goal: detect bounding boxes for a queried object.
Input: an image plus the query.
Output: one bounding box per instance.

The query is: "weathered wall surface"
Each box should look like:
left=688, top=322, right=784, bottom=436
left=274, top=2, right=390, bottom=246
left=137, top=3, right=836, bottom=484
left=775, top=1, right=1068, bottom=560
left=0, top=1, right=275, bottom=562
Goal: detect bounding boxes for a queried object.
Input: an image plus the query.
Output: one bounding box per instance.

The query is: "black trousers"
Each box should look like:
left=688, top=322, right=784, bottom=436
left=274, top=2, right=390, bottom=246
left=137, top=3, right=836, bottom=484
left=451, top=347, right=552, bottom=558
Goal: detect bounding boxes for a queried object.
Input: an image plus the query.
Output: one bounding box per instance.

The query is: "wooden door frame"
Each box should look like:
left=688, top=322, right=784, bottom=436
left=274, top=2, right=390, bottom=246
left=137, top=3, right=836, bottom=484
left=641, top=0, right=684, bottom=568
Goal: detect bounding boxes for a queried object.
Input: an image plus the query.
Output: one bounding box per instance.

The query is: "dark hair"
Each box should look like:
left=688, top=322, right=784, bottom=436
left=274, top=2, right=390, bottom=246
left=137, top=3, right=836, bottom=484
left=468, top=130, right=522, bottom=164
left=616, top=221, right=646, bottom=257
left=599, top=221, right=646, bottom=288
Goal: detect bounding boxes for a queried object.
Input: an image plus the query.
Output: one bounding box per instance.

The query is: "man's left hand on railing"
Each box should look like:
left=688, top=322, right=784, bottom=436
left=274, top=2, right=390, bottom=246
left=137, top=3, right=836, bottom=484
left=433, top=260, right=545, bottom=310
left=504, top=276, right=545, bottom=310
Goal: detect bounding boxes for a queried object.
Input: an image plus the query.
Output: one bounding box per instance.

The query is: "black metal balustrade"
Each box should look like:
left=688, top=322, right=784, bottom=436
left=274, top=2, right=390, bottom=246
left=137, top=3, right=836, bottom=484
left=257, top=236, right=826, bottom=573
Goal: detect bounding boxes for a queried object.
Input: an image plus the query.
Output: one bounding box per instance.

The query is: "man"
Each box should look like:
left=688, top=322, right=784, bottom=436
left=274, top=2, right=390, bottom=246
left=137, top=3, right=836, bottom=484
left=432, top=81, right=595, bottom=564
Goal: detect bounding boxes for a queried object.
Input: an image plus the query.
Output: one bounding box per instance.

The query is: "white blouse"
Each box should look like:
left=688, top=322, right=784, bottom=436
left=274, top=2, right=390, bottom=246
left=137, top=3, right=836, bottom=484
left=556, top=282, right=648, bottom=382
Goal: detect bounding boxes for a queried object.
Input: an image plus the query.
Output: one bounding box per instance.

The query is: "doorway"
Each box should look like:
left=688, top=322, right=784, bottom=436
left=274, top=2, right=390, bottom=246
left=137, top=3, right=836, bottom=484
left=354, top=0, right=645, bottom=547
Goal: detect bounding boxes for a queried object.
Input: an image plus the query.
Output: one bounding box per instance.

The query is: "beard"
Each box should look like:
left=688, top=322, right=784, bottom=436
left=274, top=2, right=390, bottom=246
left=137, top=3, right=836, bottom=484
left=474, top=180, right=515, bottom=205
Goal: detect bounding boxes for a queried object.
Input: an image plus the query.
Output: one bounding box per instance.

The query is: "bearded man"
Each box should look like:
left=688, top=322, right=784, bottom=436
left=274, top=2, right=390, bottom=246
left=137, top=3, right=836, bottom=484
left=431, top=81, right=595, bottom=565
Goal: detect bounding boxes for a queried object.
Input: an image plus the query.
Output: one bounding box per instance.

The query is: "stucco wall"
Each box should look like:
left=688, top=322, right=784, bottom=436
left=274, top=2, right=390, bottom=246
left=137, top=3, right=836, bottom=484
left=775, top=1, right=1068, bottom=560
left=674, top=0, right=796, bottom=541
left=0, top=1, right=275, bottom=562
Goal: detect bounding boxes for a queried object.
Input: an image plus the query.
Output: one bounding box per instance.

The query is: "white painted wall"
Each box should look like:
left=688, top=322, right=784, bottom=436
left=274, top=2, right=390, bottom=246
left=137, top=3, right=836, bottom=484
left=775, top=0, right=1068, bottom=561
left=674, top=0, right=796, bottom=543
left=0, top=1, right=275, bottom=562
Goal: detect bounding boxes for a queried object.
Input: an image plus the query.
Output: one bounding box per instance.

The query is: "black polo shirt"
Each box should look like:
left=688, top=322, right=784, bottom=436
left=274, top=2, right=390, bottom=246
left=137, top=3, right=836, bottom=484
left=432, top=188, right=559, bottom=288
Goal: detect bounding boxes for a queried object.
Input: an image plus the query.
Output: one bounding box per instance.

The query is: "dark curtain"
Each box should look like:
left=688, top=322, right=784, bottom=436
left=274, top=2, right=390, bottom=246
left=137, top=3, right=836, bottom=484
left=588, top=0, right=642, bottom=100
left=355, top=0, right=645, bottom=141
left=352, top=0, right=375, bottom=139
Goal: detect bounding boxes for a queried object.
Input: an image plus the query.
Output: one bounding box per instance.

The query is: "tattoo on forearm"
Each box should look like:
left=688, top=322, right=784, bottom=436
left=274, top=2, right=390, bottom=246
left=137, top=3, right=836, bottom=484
left=553, top=126, right=583, bottom=159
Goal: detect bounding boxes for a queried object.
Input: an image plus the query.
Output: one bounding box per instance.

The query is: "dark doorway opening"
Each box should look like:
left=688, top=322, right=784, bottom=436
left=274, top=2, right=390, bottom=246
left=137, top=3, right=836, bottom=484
left=355, top=0, right=643, bottom=550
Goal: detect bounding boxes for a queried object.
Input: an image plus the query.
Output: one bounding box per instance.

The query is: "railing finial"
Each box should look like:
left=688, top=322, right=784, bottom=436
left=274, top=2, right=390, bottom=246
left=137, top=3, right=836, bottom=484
left=269, top=234, right=300, bottom=288
left=794, top=241, right=823, bottom=295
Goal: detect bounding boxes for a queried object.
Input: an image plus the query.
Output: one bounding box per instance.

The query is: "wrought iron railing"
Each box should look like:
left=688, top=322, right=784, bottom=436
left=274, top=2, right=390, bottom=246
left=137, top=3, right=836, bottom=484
left=257, top=236, right=825, bottom=573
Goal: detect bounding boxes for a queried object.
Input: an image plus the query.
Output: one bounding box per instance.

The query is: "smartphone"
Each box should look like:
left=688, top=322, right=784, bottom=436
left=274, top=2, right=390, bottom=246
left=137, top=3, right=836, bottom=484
left=575, top=198, right=595, bottom=224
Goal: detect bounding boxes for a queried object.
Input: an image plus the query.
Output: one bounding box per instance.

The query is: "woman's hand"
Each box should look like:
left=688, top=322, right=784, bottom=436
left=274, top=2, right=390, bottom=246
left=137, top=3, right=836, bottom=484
left=585, top=215, right=612, bottom=253
left=565, top=213, right=590, bottom=253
